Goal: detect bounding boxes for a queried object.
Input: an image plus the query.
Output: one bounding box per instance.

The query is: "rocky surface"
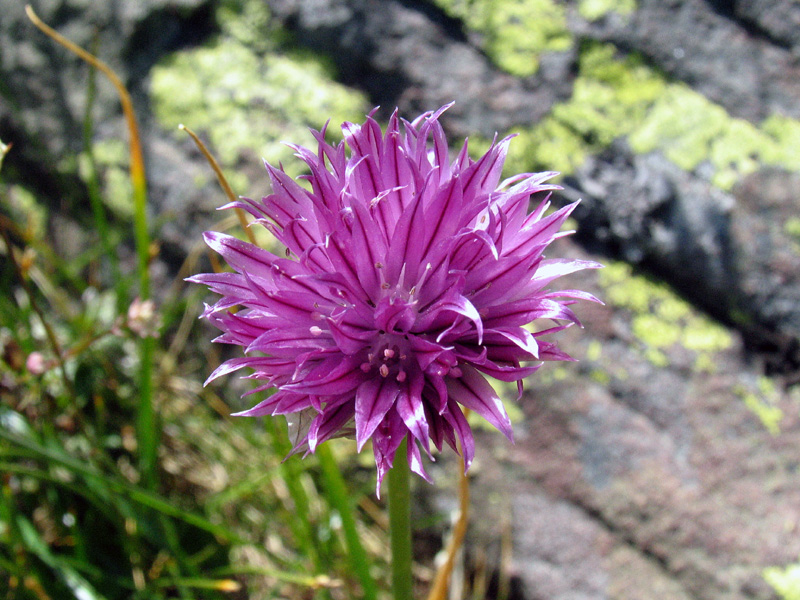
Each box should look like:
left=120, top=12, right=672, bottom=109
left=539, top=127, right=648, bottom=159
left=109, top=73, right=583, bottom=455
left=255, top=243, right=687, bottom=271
left=0, top=0, right=212, bottom=206
left=266, top=0, right=575, bottom=138
left=563, top=149, right=800, bottom=376
left=571, top=0, right=800, bottom=123
left=2, top=1, right=800, bottom=599
left=449, top=254, right=800, bottom=599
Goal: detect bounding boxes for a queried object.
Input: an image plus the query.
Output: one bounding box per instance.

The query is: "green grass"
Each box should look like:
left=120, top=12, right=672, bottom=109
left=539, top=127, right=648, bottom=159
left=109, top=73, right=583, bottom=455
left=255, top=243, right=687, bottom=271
left=0, top=158, right=389, bottom=600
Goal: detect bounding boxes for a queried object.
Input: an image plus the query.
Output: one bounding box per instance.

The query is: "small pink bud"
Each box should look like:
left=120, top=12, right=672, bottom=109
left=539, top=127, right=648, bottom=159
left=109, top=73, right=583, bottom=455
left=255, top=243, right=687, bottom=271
left=26, top=351, right=46, bottom=374
left=127, top=297, right=161, bottom=338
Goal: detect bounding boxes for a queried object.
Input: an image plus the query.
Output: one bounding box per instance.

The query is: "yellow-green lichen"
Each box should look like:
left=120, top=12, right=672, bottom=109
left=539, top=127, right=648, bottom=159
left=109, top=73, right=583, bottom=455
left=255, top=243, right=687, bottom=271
left=217, top=0, right=279, bottom=53
left=627, top=85, right=800, bottom=189
left=578, top=0, right=637, bottom=22
left=151, top=40, right=367, bottom=175
left=598, top=261, right=733, bottom=369
left=586, top=339, right=603, bottom=361
left=590, top=368, right=612, bottom=385
left=734, top=376, right=783, bottom=435
left=432, top=0, right=571, bottom=77
left=761, top=114, right=800, bottom=166
left=149, top=1, right=367, bottom=182
left=630, top=87, right=729, bottom=170
left=764, top=561, right=800, bottom=600
left=501, top=43, right=668, bottom=175
left=632, top=313, right=682, bottom=348
left=784, top=217, right=800, bottom=240
left=483, top=42, right=800, bottom=190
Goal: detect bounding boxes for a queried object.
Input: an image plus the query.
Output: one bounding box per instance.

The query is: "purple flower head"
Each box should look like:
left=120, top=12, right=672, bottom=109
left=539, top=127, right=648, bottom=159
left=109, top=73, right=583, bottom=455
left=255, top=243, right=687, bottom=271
left=190, top=105, right=601, bottom=494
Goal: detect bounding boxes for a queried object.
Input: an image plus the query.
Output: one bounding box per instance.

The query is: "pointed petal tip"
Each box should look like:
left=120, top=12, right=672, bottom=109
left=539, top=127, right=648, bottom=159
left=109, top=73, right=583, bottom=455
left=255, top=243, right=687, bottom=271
left=230, top=408, right=257, bottom=417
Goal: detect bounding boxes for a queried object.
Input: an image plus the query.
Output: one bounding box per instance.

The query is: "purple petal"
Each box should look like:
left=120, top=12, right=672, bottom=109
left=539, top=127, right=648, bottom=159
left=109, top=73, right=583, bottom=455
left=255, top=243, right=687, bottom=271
left=350, top=199, right=388, bottom=301
left=355, top=378, right=401, bottom=451
left=204, top=356, right=274, bottom=386
left=308, top=403, right=356, bottom=452
left=395, top=370, right=430, bottom=455
left=446, top=365, right=513, bottom=442
left=441, top=398, right=475, bottom=472
left=526, top=259, right=603, bottom=294
left=203, top=231, right=280, bottom=275
left=284, top=355, right=365, bottom=396
left=231, top=392, right=281, bottom=417
left=407, top=438, right=433, bottom=483
left=372, top=409, right=406, bottom=497
left=327, top=316, right=375, bottom=355
left=385, top=174, right=428, bottom=285
left=272, top=391, right=317, bottom=416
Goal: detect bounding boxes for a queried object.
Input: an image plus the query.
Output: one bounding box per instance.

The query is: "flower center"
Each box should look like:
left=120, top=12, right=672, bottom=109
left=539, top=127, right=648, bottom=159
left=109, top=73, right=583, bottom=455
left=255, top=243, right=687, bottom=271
left=360, top=335, right=410, bottom=383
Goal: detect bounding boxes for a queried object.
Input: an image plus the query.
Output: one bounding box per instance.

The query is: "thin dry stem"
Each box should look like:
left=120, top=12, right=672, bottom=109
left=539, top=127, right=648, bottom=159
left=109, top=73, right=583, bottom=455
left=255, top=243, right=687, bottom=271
left=25, top=5, right=145, bottom=203
left=426, top=408, right=472, bottom=600
left=179, top=124, right=256, bottom=244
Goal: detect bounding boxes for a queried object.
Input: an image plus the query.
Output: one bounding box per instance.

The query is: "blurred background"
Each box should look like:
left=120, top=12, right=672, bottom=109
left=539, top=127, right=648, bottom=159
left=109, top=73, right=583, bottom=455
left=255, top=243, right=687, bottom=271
left=1, top=0, right=800, bottom=598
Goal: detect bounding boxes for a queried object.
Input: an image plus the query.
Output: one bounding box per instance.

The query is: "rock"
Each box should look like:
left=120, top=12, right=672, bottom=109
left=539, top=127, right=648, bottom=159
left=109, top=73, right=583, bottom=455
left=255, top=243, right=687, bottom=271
left=730, top=169, right=800, bottom=377
left=562, top=148, right=800, bottom=377
left=571, top=0, right=800, bottom=123
left=266, top=0, right=575, bottom=138
left=435, top=242, right=800, bottom=599
left=0, top=0, right=213, bottom=213
left=730, top=1, right=800, bottom=53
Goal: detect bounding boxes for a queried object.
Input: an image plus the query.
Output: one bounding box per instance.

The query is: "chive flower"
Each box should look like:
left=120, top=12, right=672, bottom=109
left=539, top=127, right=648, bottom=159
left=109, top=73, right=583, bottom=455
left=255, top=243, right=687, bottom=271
left=191, top=105, right=600, bottom=492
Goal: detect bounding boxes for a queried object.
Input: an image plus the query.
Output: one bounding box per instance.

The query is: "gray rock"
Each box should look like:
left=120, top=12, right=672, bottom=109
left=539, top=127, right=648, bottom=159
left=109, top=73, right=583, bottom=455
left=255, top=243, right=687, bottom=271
left=731, top=0, right=800, bottom=52
left=266, top=0, right=575, bottom=138
left=570, top=0, right=800, bottom=123
left=441, top=250, right=800, bottom=600
left=0, top=0, right=212, bottom=212
left=562, top=148, right=800, bottom=376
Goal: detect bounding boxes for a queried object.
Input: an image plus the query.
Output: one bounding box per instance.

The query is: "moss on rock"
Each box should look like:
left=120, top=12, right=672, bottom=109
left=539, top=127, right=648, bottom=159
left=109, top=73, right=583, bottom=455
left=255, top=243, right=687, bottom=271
left=765, top=559, right=800, bottom=600
left=501, top=43, right=667, bottom=176
left=479, top=41, right=800, bottom=191
left=149, top=0, right=367, bottom=180
left=431, top=0, right=571, bottom=76
left=578, top=0, right=637, bottom=22
left=598, top=261, right=733, bottom=370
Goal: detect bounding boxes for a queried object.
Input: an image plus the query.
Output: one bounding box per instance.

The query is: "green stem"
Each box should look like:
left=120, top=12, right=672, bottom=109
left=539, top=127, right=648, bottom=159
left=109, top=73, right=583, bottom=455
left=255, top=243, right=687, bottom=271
left=316, top=443, right=378, bottom=600
left=81, top=31, right=121, bottom=293
left=25, top=6, right=156, bottom=488
left=388, top=437, right=413, bottom=600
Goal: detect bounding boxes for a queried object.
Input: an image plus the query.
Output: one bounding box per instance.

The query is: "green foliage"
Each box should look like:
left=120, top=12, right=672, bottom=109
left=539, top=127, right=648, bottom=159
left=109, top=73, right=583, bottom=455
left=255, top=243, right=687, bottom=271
left=431, top=0, right=571, bottom=76
left=1, top=149, right=382, bottom=600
